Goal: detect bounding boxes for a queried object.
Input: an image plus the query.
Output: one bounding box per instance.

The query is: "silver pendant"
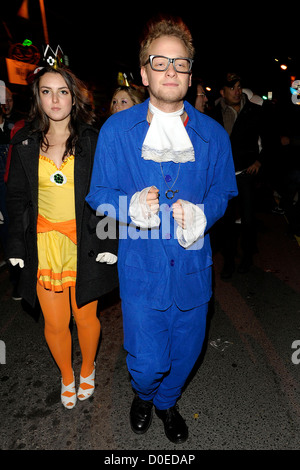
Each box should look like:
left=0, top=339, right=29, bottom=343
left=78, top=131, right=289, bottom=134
left=165, top=189, right=178, bottom=200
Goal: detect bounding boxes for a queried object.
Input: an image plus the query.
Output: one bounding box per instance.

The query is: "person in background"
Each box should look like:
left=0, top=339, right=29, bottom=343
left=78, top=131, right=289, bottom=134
left=0, top=87, right=25, bottom=298
left=210, top=73, right=265, bottom=277
left=273, top=110, right=300, bottom=237
left=2, top=87, right=27, bottom=123
left=6, top=66, right=118, bottom=409
left=195, top=82, right=209, bottom=113
left=0, top=100, right=14, bottom=266
left=86, top=17, right=237, bottom=443
left=110, top=86, right=145, bottom=114
left=186, top=78, right=209, bottom=113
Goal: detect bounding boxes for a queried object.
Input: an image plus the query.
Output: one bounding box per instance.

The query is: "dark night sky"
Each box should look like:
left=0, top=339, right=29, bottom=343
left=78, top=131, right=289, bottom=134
left=1, top=1, right=298, bottom=102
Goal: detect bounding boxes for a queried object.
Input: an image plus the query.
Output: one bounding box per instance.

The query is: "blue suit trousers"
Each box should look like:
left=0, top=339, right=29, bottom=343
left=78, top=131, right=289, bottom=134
left=121, top=300, right=208, bottom=410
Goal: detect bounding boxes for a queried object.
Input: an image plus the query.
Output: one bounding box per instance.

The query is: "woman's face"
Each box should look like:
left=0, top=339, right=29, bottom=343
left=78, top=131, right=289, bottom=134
left=39, top=72, right=73, bottom=123
left=111, top=90, right=134, bottom=114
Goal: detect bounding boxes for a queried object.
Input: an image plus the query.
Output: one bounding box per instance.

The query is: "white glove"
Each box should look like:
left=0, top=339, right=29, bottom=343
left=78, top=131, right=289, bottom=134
left=96, top=252, right=117, bottom=265
left=9, top=258, right=24, bottom=268
left=0, top=211, right=4, bottom=225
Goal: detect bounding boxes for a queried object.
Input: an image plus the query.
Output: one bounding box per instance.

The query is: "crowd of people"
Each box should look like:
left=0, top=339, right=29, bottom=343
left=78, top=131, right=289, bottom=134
left=0, top=15, right=299, bottom=444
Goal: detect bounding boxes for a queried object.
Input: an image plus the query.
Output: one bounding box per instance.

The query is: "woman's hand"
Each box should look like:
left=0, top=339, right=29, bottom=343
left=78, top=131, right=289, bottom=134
left=96, top=253, right=117, bottom=264
left=9, top=258, right=24, bottom=268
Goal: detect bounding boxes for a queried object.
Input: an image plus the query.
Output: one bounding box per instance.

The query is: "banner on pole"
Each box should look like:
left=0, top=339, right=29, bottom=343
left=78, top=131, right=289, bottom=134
left=5, top=58, right=36, bottom=85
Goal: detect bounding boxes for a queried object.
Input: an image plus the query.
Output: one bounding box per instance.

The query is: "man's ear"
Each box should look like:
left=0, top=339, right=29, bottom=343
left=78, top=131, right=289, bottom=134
left=140, top=66, right=149, bottom=87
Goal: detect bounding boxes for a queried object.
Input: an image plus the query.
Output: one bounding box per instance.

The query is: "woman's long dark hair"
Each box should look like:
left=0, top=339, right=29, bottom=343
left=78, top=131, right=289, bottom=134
left=28, top=66, right=95, bottom=161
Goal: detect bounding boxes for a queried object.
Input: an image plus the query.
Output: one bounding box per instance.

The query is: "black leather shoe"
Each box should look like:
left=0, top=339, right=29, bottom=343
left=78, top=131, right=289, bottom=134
left=130, top=395, right=153, bottom=434
left=156, top=405, right=188, bottom=444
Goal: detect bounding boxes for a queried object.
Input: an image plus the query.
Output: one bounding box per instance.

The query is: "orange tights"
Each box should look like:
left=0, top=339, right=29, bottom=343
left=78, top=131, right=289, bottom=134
left=36, top=283, right=100, bottom=386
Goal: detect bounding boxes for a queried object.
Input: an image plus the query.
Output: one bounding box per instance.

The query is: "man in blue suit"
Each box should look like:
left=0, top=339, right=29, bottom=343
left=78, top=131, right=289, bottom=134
left=86, top=17, right=237, bottom=443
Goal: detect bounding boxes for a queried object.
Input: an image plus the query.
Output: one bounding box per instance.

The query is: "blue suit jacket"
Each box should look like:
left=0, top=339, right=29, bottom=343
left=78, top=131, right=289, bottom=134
left=86, top=99, right=238, bottom=310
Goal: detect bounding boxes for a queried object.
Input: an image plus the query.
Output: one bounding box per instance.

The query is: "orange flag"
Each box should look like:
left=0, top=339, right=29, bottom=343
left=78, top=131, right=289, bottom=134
left=17, top=0, right=29, bottom=20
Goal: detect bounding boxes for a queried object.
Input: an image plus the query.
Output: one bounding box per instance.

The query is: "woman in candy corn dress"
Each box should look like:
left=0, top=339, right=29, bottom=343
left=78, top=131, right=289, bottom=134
left=6, top=66, right=118, bottom=409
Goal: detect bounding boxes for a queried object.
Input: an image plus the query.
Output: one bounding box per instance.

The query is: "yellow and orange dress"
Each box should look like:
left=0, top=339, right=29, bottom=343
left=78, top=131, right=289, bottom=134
left=37, top=154, right=77, bottom=292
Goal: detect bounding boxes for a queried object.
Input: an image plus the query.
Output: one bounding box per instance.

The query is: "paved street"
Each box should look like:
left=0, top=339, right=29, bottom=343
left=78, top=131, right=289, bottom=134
left=0, top=210, right=300, bottom=456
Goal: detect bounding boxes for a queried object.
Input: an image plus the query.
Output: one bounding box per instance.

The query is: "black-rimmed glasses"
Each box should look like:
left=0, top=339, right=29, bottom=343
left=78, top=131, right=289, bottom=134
left=144, top=55, right=193, bottom=74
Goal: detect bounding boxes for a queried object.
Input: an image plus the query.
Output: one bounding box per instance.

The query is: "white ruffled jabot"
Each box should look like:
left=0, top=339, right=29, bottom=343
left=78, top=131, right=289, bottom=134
left=141, top=102, right=195, bottom=163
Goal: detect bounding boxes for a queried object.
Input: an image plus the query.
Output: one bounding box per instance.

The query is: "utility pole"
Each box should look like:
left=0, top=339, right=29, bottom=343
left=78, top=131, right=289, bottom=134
left=39, top=0, right=49, bottom=44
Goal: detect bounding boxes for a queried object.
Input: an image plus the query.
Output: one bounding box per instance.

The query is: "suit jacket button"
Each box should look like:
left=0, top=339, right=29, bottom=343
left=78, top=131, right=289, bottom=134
left=88, top=250, right=95, bottom=257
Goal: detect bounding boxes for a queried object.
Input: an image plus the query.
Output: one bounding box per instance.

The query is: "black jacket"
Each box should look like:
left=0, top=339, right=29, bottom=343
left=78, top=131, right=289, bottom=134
left=5, top=122, right=118, bottom=308
left=210, top=98, right=264, bottom=171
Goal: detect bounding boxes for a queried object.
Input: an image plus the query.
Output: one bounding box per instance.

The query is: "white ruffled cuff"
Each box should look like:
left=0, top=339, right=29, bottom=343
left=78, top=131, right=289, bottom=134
left=129, top=187, right=160, bottom=229
left=176, top=201, right=207, bottom=248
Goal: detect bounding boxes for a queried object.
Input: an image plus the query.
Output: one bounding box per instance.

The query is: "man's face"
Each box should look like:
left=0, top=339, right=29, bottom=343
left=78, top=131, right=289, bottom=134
left=220, top=81, right=242, bottom=107
left=195, top=84, right=208, bottom=113
left=2, top=89, right=13, bottom=116
left=140, top=35, right=192, bottom=110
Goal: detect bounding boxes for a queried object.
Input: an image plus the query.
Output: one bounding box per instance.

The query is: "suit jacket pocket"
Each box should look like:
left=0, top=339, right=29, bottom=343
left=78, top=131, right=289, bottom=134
left=125, top=250, right=163, bottom=274
left=182, top=251, right=212, bottom=274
